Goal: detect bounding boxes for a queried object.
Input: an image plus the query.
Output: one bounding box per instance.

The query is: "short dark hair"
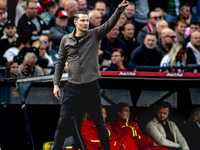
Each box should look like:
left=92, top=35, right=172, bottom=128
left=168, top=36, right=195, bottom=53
left=179, top=3, right=190, bottom=11
left=145, top=32, right=157, bottom=38
left=156, top=102, right=172, bottom=114
left=74, top=11, right=88, bottom=21
left=121, top=21, right=134, bottom=31
left=5, top=60, right=18, bottom=67
left=116, top=102, right=129, bottom=113
left=190, top=20, right=200, bottom=27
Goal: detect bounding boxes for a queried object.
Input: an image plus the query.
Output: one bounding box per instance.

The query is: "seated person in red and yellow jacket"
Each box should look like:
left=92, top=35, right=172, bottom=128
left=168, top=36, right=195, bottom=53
left=113, top=102, right=168, bottom=150
left=81, top=106, right=139, bottom=150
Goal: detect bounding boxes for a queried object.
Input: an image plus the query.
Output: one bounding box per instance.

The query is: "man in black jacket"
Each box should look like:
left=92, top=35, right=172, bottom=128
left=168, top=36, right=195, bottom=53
left=17, top=1, right=49, bottom=42
left=129, top=33, right=162, bottom=69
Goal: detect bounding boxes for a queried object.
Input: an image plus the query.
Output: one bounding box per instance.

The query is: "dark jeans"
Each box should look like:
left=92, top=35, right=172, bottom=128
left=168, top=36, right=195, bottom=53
left=53, top=81, right=110, bottom=150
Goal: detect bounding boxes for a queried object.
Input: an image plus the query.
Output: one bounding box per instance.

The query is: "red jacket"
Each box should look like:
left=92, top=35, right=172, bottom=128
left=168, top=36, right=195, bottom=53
left=81, top=119, right=139, bottom=150
left=113, top=117, right=168, bottom=150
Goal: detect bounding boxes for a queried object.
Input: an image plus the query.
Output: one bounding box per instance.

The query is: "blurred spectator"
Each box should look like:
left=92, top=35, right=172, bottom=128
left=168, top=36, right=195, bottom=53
left=17, top=1, right=49, bottom=42
left=39, top=33, right=58, bottom=66
left=101, top=24, right=126, bottom=65
left=113, top=102, right=168, bottom=150
left=184, top=107, right=200, bottom=149
left=106, top=48, right=133, bottom=71
left=169, top=3, right=191, bottom=30
left=0, top=0, right=8, bottom=37
left=50, top=10, right=72, bottom=47
left=18, top=52, right=44, bottom=77
left=160, top=41, right=187, bottom=72
left=120, top=22, right=139, bottom=62
left=186, top=31, right=200, bottom=64
left=64, top=0, right=79, bottom=29
left=129, top=33, right=162, bottom=68
left=174, top=19, right=188, bottom=41
left=32, top=40, right=53, bottom=75
left=123, top=2, right=136, bottom=23
left=15, top=0, right=26, bottom=27
left=154, top=7, right=164, bottom=20
left=137, top=11, right=161, bottom=45
left=3, top=35, right=31, bottom=62
left=156, top=28, right=175, bottom=57
left=0, top=20, right=18, bottom=56
left=94, top=1, right=108, bottom=25
left=5, top=60, right=18, bottom=78
left=77, top=0, right=88, bottom=12
left=156, top=20, right=168, bottom=38
left=40, top=1, right=59, bottom=26
left=146, top=102, right=189, bottom=149
left=89, top=10, right=102, bottom=29
left=183, top=20, right=200, bottom=45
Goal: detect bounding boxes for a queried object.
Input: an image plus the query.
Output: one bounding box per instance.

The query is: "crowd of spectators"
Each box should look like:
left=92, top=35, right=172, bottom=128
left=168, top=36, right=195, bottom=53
left=1, top=0, right=200, bottom=78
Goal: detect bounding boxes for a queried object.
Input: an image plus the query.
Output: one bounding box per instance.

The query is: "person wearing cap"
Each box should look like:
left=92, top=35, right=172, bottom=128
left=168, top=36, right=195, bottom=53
left=17, top=1, right=49, bottom=42
left=50, top=10, right=72, bottom=46
left=1, top=20, right=18, bottom=44
left=0, top=20, right=18, bottom=58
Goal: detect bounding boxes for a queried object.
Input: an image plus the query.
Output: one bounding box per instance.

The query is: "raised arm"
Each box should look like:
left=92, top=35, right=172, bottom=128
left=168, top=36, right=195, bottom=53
left=94, top=0, right=129, bottom=40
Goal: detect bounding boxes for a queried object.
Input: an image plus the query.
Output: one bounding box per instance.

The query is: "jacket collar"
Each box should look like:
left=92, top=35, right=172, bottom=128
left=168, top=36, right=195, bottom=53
left=69, top=28, right=88, bottom=40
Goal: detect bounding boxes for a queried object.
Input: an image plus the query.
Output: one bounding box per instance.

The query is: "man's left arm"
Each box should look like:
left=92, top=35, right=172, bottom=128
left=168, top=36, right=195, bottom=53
left=94, top=0, right=129, bottom=40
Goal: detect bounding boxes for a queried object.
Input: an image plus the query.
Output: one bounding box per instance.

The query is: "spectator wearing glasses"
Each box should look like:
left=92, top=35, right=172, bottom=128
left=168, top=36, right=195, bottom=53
left=17, top=1, right=49, bottom=42
left=174, top=19, right=188, bottom=41
left=106, top=48, right=133, bottom=71
left=137, top=11, right=161, bottom=45
left=18, top=52, right=44, bottom=77
left=3, top=35, right=31, bottom=62
left=155, top=28, right=175, bottom=57
left=5, top=60, right=18, bottom=78
left=89, top=10, right=102, bottom=29
left=160, top=41, right=187, bottom=72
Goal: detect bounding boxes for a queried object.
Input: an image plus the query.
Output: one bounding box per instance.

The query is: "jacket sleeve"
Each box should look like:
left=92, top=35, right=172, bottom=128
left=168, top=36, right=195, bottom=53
left=81, top=121, right=102, bottom=149
left=53, top=36, right=67, bottom=85
left=93, top=7, right=123, bottom=40
left=146, top=121, right=181, bottom=148
left=172, top=122, right=189, bottom=150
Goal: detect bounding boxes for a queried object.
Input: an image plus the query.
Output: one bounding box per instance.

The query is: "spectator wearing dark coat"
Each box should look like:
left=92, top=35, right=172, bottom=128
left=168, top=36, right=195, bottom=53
left=101, top=24, right=127, bottom=60
left=120, top=22, right=139, bottom=62
left=17, top=1, right=49, bottom=42
left=129, top=33, right=162, bottom=68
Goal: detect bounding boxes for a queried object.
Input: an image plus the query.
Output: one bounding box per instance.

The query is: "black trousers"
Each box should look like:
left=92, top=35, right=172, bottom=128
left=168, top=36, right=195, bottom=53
left=53, top=81, right=110, bottom=150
